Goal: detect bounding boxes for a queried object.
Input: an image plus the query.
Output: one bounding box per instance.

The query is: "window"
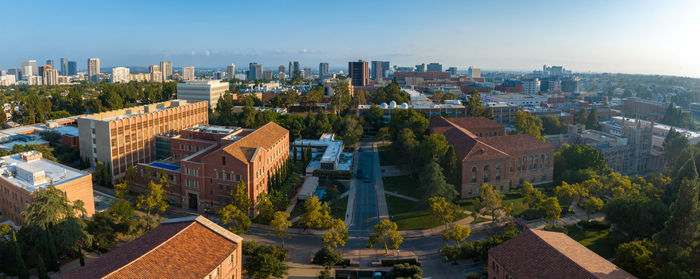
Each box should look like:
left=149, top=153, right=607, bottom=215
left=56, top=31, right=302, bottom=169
left=219, top=184, right=223, bottom=191
left=222, top=156, right=226, bottom=165
left=226, top=173, right=231, bottom=181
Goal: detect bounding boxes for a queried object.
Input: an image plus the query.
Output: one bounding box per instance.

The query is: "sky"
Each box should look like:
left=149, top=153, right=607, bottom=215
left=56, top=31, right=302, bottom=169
left=1, top=0, right=699, bottom=77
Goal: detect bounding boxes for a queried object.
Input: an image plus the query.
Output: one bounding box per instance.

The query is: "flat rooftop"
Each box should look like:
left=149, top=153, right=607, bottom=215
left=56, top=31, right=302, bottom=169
left=185, top=124, right=239, bottom=135
left=0, top=152, right=88, bottom=192
left=80, top=99, right=202, bottom=121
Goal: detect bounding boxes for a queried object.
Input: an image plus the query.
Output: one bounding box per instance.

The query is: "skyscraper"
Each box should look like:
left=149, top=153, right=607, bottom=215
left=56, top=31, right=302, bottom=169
left=288, top=61, right=300, bottom=78
left=371, top=61, right=390, bottom=80
left=415, top=63, right=426, bottom=72
left=426, top=62, right=442, bottom=72
left=38, top=65, right=51, bottom=77
left=348, top=60, right=369, bottom=87
left=160, top=61, right=172, bottom=81
left=447, top=67, right=458, bottom=76
left=182, top=66, right=195, bottom=80
left=46, top=60, right=54, bottom=67
left=303, top=67, right=311, bottom=79
left=43, top=68, right=58, bottom=85
left=262, top=70, right=273, bottom=81
left=248, top=63, right=262, bottom=80
left=467, top=66, right=480, bottom=78
left=21, top=60, right=37, bottom=76
left=88, top=58, right=100, bottom=83
left=226, top=64, right=236, bottom=79
left=111, top=67, right=130, bottom=83
left=319, top=62, right=330, bottom=78
left=67, top=61, right=77, bottom=76
left=278, top=65, right=285, bottom=74
left=60, top=58, right=69, bottom=76
left=149, top=65, right=160, bottom=73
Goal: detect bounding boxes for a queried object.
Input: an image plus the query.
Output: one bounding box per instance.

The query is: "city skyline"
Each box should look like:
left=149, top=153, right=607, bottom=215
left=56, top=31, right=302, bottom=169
left=1, top=0, right=699, bottom=77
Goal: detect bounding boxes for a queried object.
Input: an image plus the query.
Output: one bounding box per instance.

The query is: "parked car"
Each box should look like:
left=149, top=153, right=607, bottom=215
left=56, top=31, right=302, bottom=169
left=364, top=175, right=370, bottom=183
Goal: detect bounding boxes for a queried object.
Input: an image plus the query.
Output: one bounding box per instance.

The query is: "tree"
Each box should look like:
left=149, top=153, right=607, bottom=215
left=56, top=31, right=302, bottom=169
left=585, top=108, right=601, bottom=130
left=312, top=245, right=344, bottom=267
left=663, top=128, right=690, bottom=170
left=574, top=109, right=587, bottom=124
left=232, top=180, right=251, bottom=212
left=479, top=184, right=504, bottom=223
left=513, top=111, right=544, bottom=141
left=542, top=197, right=561, bottom=225
left=653, top=157, right=699, bottom=249
left=428, top=196, right=459, bottom=230
left=301, top=196, right=331, bottom=229
left=602, top=194, right=669, bottom=237
left=553, top=144, right=609, bottom=184
left=542, top=115, right=568, bottom=135
left=330, top=81, right=351, bottom=114
left=661, top=103, right=695, bottom=130
left=389, top=263, right=423, bottom=279
left=466, top=89, right=489, bottom=118
left=394, top=128, right=420, bottom=171
left=218, top=204, right=251, bottom=234
left=243, top=241, right=289, bottom=279
left=366, top=105, right=385, bottom=130
left=421, top=158, right=458, bottom=201
left=136, top=180, right=168, bottom=217
left=24, top=185, right=86, bottom=229
left=521, top=182, right=545, bottom=209
left=255, top=192, right=276, bottom=224
left=441, top=224, right=471, bottom=246
left=13, top=232, right=29, bottom=279
left=417, top=134, right=449, bottom=165
left=579, top=197, right=604, bottom=220
left=269, top=211, right=292, bottom=247
left=554, top=181, right=587, bottom=210
left=114, top=181, right=127, bottom=200
left=37, top=255, right=48, bottom=279
left=614, top=241, right=658, bottom=278
left=376, top=127, right=390, bottom=144
left=321, top=218, right=348, bottom=249
left=367, top=219, right=404, bottom=254
left=440, top=145, right=459, bottom=186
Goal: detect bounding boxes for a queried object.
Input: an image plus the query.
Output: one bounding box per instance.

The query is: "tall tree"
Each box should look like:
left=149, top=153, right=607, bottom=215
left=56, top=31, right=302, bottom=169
left=479, top=184, right=504, bottom=223
left=514, top=111, right=544, bottom=141
left=542, top=197, right=561, bottom=226
left=24, top=185, right=86, bottom=229
left=580, top=196, right=604, bottom=221
left=367, top=219, right=404, bottom=254
left=321, top=218, right=348, bottom=249
left=330, top=81, right=351, bottom=114
left=136, top=180, right=168, bottom=217
left=218, top=204, right=251, bottom=234
left=441, top=224, right=471, bottom=246
left=13, top=232, right=29, bottom=279
left=585, top=108, right=601, bottom=130
left=269, top=211, right=292, bottom=247
left=421, top=158, right=458, bottom=201
left=428, top=196, right=460, bottom=230
left=654, top=157, right=700, bottom=249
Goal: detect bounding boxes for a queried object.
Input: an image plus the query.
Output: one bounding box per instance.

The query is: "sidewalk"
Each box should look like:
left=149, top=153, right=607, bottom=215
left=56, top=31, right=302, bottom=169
left=372, top=143, right=389, bottom=221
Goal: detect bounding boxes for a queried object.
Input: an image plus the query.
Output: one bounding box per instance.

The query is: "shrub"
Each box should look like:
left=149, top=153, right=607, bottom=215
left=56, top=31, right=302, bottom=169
left=382, top=258, right=420, bottom=267
left=578, top=220, right=610, bottom=230
left=520, top=208, right=543, bottom=220
left=388, top=263, right=422, bottom=279
left=313, top=246, right=344, bottom=266
left=319, top=270, right=331, bottom=279
left=543, top=225, right=567, bottom=233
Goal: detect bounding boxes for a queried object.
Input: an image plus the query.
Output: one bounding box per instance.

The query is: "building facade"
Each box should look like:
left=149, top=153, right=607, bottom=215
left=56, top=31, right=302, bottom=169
left=182, top=66, right=195, bottom=80
left=111, top=67, right=130, bottom=83
left=227, top=64, right=236, bottom=79
left=78, top=100, right=209, bottom=182
left=371, top=61, right=390, bottom=80
left=430, top=117, right=554, bottom=198
left=426, top=62, right=442, bottom=72
left=88, top=58, right=100, bottom=83
left=160, top=61, right=172, bottom=81
left=319, top=62, right=330, bottom=78
left=0, top=151, right=95, bottom=225
left=288, top=61, right=300, bottom=78
left=177, top=80, right=230, bottom=109
left=248, top=63, right=262, bottom=80
left=348, top=60, right=369, bottom=87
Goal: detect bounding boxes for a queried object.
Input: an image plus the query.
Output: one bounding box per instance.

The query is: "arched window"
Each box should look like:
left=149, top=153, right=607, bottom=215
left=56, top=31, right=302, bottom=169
left=483, top=165, right=489, bottom=182
left=496, top=165, right=501, bottom=180
left=471, top=167, right=477, bottom=183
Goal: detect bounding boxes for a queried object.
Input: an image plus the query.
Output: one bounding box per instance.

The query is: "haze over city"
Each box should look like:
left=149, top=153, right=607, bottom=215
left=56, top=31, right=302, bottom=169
left=2, top=0, right=699, bottom=77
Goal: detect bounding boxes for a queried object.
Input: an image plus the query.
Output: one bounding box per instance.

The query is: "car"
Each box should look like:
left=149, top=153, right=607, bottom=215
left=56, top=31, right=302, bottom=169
left=364, top=175, right=370, bottom=183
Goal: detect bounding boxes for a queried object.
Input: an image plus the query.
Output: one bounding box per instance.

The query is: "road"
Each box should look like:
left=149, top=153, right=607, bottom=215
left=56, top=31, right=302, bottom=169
left=348, top=141, right=380, bottom=232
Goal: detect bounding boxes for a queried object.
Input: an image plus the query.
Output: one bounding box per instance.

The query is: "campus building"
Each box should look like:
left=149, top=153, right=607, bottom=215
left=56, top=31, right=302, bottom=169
left=63, top=216, right=242, bottom=279
left=78, top=100, right=209, bottom=182
left=489, top=228, right=635, bottom=279
left=176, top=80, right=230, bottom=109
left=430, top=117, right=554, bottom=198
left=133, top=122, right=289, bottom=211
left=0, top=151, right=94, bottom=225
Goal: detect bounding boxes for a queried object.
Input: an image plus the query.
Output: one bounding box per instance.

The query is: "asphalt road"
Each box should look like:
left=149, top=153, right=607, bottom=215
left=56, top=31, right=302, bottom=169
left=348, top=142, right=380, bottom=232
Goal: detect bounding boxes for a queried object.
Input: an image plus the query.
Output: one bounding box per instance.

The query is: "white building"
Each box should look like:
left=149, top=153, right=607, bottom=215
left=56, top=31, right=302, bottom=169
left=111, top=67, right=131, bottom=83
left=321, top=77, right=352, bottom=97
left=468, top=66, right=481, bottom=78
left=88, top=58, right=100, bottom=83
left=177, top=80, right=229, bottom=109
left=0, top=75, right=16, bottom=86
left=522, top=78, right=541, bottom=94
left=43, top=69, right=58, bottom=85
left=226, top=64, right=236, bottom=79
left=27, top=75, right=43, bottom=86
left=182, top=66, right=195, bottom=80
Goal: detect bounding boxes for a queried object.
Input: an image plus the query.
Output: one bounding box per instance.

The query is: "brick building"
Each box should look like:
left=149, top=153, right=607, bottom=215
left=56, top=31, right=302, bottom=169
left=430, top=117, right=554, bottom=198
left=488, top=228, right=635, bottom=279
left=621, top=97, right=666, bottom=121
left=78, top=100, right=209, bottom=182
left=134, top=122, right=289, bottom=212
left=0, top=151, right=94, bottom=225
left=62, top=216, right=243, bottom=279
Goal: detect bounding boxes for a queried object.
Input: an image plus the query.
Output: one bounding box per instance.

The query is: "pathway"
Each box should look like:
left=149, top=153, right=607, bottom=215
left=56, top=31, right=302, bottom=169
left=384, top=191, right=419, bottom=202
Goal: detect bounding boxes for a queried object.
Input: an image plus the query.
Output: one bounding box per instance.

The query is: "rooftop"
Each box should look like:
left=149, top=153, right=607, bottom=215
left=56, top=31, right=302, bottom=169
left=79, top=99, right=202, bottom=121
left=185, top=124, right=239, bottom=135
left=0, top=152, right=88, bottom=191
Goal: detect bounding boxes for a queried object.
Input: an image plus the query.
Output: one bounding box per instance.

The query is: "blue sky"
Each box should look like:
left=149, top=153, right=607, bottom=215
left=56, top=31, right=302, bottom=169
left=1, top=0, right=699, bottom=77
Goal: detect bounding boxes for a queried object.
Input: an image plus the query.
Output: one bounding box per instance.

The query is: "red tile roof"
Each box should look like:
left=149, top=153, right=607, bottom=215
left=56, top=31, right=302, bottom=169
left=62, top=216, right=242, bottom=279
left=489, top=229, right=636, bottom=279
left=222, top=122, right=288, bottom=163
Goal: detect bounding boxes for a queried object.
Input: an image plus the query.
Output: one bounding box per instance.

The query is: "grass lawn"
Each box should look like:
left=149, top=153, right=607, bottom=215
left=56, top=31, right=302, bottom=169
left=330, top=196, right=348, bottom=220
left=290, top=200, right=305, bottom=218
left=382, top=175, right=422, bottom=199
left=565, top=225, right=629, bottom=259
left=377, top=145, right=404, bottom=166
left=457, top=191, right=529, bottom=217
left=386, top=195, right=468, bottom=230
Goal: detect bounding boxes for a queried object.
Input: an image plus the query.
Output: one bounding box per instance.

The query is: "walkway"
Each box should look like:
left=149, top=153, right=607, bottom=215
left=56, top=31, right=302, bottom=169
left=385, top=191, right=419, bottom=202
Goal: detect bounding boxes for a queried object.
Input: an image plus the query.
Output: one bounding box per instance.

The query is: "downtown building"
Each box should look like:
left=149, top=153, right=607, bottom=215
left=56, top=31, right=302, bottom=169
left=177, top=80, right=230, bottom=109
left=78, top=100, right=209, bottom=182
left=430, top=116, right=554, bottom=198
left=133, top=122, right=289, bottom=211
left=182, top=66, right=195, bottom=80
left=348, top=60, right=369, bottom=87
left=88, top=58, right=100, bottom=83
left=371, top=61, right=390, bottom=80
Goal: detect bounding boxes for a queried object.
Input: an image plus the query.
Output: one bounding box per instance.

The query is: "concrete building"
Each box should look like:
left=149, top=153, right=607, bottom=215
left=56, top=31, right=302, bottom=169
left=176, top=80, right=229, bottom=109
left=415, top=63, right=426, bottom=72
left=248, top=63, right=262, bottom=80
left=88, top=58, right=100, bottom=83
left=348, top=60, right=369, bottom=87
left=134, top=123, right=289, bottom=211
left=488, top=228, right=634, bottom=279
left=522, top=78, right=541, bottom=94
left=262, top=70, right=273, bottom=81
left=371, top=61, right=390, bottom=80
left=322, top=77, right=352, bottom=98
left=60, top=58, right=69, bottom=76
left=293, top=133, right=344, bottom=173
left=63, top=216, right=242, bottom=279
left=467, top=66, right=480, bottom=78
left=46, top=60, right=54, bottom=67
left=150, top=71, right=162, bottom=83
left=430, top=117, right=554, bottom=198
left=278, top=65, right=285, bottom=74
left=447, top=67, right=457, bottom=76
left=182, top=66, right=195, bottom=80
left=21, top=60, right=37, bottom=76
left=27, top=75, right=43, bottom=85
left=67, top=61, right=77, bottom=76
left=43, top=68, right=58, bottom=86
left=160, top=61, right=172, bottom=81
left=78, top=100, right=209, bottom=181
left=0, top=151, right=95, bottom=225
left=482, top=92, right=548, bottom=107
left=426, top=62, right=442, bottom=72
left=621, top=97, right=667, bottom=121
left=226, top=64, right=236, bottom=79
left=319, top=62, right=330, bottom=78
left=149, top=65, right=160, bottom=73
left=111, top=67, right=130, bottom=83
left=561, top=76, right=580, bottom=93
left=288, top=61, right=300, bottom=78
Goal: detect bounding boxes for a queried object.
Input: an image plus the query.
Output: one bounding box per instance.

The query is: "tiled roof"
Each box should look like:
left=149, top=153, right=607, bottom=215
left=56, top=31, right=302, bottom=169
left=222, top=122, right=288, bottom=163
left=489, top=229, right=636, bottom=279
left=62, top=216, right=242, bottom=279
left=481, top=134, right=553, bottom=153
left=443, top=117, right=504, bottom=131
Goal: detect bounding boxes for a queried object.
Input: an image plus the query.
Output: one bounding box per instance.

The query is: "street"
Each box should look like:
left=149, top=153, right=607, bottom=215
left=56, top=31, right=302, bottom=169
left=348, top=141, right=380, bottom=232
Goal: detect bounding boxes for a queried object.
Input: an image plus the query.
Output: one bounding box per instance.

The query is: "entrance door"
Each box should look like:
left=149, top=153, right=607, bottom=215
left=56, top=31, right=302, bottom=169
left=188, top=193, right=198, bottom=211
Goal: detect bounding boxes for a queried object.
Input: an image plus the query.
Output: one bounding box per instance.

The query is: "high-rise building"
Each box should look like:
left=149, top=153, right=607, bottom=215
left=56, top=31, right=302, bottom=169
left=226, top=64, right=236, bottom=79
left=43, top=68, right=58, bottom=85
left=22, top=65, right=33, bottom=79
left=248, top=63, right=262, bottom=80
left=467, top=66, right=481, bottom=78
left=38, top=65, right=51, bottom=77
left=213, top=71, right=226, bottom=80
left=370, top=61, right=390, bottom=80
left=262, top=70, right=273, bottom=81
left=348, top=60, right=369, bottom=87
left=7, top=68, right=20, bottom=80
left=303, top=67, right=311, bottom=79
left=177, top=80, right=230, bottom=109
left=447, top=67, right=458, bottom=76
left=182, top=66, right=195, bottom=80
left=319, top=62, right=330, bottom=78
left=415, top=63, right=426, bottom=72
left=88, top=58, right=100, bottom=83
left=22, top=60, right=37, bottom=76
left=288, top=61, right=300, bottom=78
left=426, top=62, right=442, bottom=72
left=149, top=65, right=160, bottom=73
left=112, top=67, right=131, bottom=83
left=60, top=58, right=68, bottom=75
left=67, top=61, right=77, bottom=76
left=46, top=59, right=54, bottom=67
left=522, top=78, right=541, bottom=94
left=78, top=100, right=209, bottom=181
left=160, top=61, right=172, bottom=81
left=278, top=65, right=285, bottom=74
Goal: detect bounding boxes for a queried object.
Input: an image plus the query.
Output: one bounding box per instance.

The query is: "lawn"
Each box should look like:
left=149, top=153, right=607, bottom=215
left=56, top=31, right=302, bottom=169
left=377, top=145, right=404, bottom=166
left=565, top=225, right=629, bottom=259
left=456, top=191, right=529, bottom=218
left=386, top=195, right=468, bottom=230
left=330, top=196, right=349, bottom=220
left=382, top=175, right=422, bottom=199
